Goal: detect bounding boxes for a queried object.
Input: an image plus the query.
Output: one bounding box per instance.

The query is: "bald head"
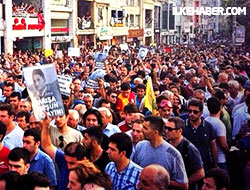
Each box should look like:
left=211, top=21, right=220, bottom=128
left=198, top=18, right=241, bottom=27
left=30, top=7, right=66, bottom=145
left=137, top=164, right=170, bottom=190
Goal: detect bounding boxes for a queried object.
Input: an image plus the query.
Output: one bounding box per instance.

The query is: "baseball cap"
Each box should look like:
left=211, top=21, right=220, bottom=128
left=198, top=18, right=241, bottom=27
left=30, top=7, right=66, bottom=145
left=157, top=100, right=172, bottom=108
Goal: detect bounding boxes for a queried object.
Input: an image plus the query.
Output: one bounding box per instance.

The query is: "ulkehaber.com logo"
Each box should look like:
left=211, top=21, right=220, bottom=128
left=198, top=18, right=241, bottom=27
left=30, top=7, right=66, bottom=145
left=173, top=7, right=246, bottom=16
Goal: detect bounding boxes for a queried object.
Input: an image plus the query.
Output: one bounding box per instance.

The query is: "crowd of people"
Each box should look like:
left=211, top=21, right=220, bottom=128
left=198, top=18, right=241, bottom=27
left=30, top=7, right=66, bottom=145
left=0, top=41, right=250, bottom=190
left=12, top=2, right=39, bottom=17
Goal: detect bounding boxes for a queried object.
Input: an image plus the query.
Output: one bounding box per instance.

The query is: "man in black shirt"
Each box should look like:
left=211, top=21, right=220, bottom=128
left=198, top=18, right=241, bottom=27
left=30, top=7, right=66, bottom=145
left=183, top=99, right=217, bottom=171
left=82, top=127, right=110, bottom=171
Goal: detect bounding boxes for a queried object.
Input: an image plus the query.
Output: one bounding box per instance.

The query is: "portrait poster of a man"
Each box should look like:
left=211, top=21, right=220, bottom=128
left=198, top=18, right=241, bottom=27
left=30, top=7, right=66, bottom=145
left=23, top=64, right=65, bottom=120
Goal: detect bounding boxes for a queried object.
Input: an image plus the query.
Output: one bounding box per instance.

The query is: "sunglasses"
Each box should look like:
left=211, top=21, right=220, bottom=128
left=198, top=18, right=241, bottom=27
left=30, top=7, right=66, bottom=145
left=188, top=109, right=200, bottom=114
left=59, top=136, right=64, bottom=148
left=165, top=126, right=180, bottom=131
left=111, top=95, right=117, bottom=98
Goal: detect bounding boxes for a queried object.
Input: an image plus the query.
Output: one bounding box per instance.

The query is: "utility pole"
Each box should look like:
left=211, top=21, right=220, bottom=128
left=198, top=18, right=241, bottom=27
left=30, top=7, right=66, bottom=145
left=232, top=0, right=236, bottom=47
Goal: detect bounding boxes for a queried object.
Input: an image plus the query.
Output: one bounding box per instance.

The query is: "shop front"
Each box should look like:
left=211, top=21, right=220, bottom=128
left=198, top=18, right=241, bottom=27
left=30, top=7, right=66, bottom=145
left=96, top=27, right=113, bottom=46
left=127, top=29, right=144, bottom=46
left=12, top=16, right=45, bottom=52
left=51, top=19, right=72, bottom=50
left=112, top=27, right=128, bottom=45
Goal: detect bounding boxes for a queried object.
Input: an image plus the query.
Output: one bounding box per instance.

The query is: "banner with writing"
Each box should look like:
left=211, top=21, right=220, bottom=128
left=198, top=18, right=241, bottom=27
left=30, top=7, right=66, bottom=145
left=58, top=75, right=72, bottom=96
left=23, top=64, right=65, bottom=120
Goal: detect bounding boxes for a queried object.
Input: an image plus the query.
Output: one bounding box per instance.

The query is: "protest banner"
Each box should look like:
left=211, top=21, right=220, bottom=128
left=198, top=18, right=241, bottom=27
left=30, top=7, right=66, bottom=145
left=138, top=47, right=149, bottom=60
left=58, top=75, right=72, bottom=96
left=94, top=52, right=107, bottom=62
left=120, top=43, right=129, bottom=51
left=103, top=46, right=110, bottom=54
left=23, top=64, right=65, bottom=120
left=68, top=47, right=80, bottom=57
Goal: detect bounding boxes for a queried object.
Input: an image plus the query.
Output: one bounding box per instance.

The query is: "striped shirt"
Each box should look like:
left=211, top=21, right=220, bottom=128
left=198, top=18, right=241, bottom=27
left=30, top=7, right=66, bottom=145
left=105, top=161, right=142, bottom=190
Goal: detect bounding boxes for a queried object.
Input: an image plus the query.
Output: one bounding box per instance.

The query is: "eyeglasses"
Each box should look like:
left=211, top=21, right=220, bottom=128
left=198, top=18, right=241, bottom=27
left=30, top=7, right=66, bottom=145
left=111, top=95, right=117, bottom=99
left=165, top=126, right=180, bottom=131
left=59, top=136, right=64, bottom=148
left=188, top=109, right=200, bottom=114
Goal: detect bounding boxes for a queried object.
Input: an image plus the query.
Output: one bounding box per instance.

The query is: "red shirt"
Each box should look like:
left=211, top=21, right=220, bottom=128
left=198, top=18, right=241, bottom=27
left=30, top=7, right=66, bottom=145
left=0, top=146, right=10, bottom=174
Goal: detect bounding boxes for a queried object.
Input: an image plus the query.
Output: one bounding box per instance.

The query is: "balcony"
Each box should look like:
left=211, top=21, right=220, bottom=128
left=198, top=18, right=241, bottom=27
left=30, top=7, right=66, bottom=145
left=78, top=18, right=93, bottom=29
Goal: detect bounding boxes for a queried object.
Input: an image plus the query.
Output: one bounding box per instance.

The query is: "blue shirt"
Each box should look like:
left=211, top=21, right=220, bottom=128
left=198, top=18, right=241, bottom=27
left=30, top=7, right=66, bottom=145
left=29, top=149, right=57, bottom=186
left=105, top=161, right=142, bottom=190
left=55, top=149, right=69, bottom=190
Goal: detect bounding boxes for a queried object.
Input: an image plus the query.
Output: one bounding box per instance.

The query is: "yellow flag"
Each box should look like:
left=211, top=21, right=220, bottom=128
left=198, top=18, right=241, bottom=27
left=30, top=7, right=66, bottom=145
left=145, top=77, right=157, bottom=114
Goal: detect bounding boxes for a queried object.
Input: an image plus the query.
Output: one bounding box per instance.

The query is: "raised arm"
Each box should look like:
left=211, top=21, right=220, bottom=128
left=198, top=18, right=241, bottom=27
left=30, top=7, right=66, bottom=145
left=41, top=113, right=57, bottom=160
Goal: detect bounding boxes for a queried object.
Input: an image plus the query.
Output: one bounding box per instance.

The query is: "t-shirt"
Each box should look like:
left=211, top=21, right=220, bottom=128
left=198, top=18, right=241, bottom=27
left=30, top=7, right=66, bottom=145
left=94, top=151, right=110, bottom=172
left=50, top=125, right=83, bottom=150
left=55, top=149, right=68, bottom=190
left=205, top=116, right=227, bottom=163
left=0, top=146, right=10, bottom=174
left=133, top=140, right=188, bottom=184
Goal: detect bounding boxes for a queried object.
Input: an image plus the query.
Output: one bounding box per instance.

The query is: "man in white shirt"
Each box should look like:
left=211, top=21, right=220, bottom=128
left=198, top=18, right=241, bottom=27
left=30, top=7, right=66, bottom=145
left=1, top=104, right=24, bottom=149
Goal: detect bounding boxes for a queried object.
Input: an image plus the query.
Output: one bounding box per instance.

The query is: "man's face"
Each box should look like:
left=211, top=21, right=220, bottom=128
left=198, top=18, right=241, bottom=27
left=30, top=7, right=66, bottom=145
left=82, top=133, right=92, bottom=149
left=85, top=114, right=98, bottom=128
left=16, top=116, right=29, bottom=131
left=137, top=88, right=145, bottom=99
left=0, top=110, right=13, bottom=126
left=67, top=113, right=78, bottom=128
left=165, top=121, right=181, bottom=141
left=83, top=97, right=93, bottom=109
left=142, top=121, right=154, bottom=141
left=108, top=93, right=117, bottom=104
left=64, top=155, right=78, bottom=170
left=188, top=105, right=202, bottom=122
left=67, top=171, right=82, bottom=190
left=132, top=123, right=144, bottom=144
left=121, top=67, right=128, bottom=76
left=193, top=92, right=205, bottom=103
left=55, top=115, right=67, bottom=129
left=191, top=77, right=198, bottom=86
left=159, top=106, right=172, bottom=119
left=124, top=112, right=134, bottom=125
left=137, top=168, right=158, bottom=190
left=99, top=110, right=109, bottom=127
left=23, top=136, right=39, bottom=155
left=29, top=115, right=41, bottom=131
left=3, top=86, right=13, bottom=98
left=8, top=159, right=29, bottom=175
left=85, top=88, right=95, bottom=97
left=201, top=177, right=216, bottom=190
left=73, top=79, right=81, bottom=92
left=33, top=74, right=46, bottom=91
left=106, top=142, right=122, bottom=162
left=19, top=101, right=31, bottom=112
left=9, top=96, right=19, bottom=110
left=121, top=89, right=130, bottom=98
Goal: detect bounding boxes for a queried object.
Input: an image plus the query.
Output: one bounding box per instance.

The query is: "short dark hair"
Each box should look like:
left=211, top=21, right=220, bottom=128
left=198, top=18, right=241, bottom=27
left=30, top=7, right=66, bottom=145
left=207, top=97, right=221, bottom=114
left=16, top=111, right=30, bottom=123
left=4, top=82, right=15, bottom=91
left=0, top=104, right=15, bottom=116
left=98, top=99, right=110, bottom=108
left=0, top=121, right=7, bottom=142
left=64, top=142, right=87, bottom=161
left=124, top=103, right=138, bottom=114
left=24, top=129, right=41, bottom=142
left=10, top=92, right=21, bottom=100
left=168, top=117, right=185, bottom=131
left=205, top=168, right=230, bottom=189
left=144, top=116, right=164, bottom=136
left=121, top=82, right=131, bottom=91
left=107, top=89, right=117, bottom=96
left=8, top=147, right=30, bottom=164
left=136, top=83, right=146, bottom=91
left=84, top=173, right=113, bottom=190
left=109, top=133, right=132, bottom=158
left=82, top=109, right=103, bottom=127
left=32, top=69, right=45, bottom=80
left=188, top=99, right=203, bottom=112
left=0, top=171, right=20, bottom=190
left=83, top=127, right=103, bottom=145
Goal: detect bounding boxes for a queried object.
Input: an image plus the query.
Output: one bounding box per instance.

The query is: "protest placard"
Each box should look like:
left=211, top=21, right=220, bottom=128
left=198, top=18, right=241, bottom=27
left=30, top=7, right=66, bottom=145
left=23, top=64, right=65, bottom=120
left=120, top=43, right=129, bottom=51
left=68, top=47, right=80, bottom=57
left=94, top=52, right=107, bottom=62
left=58, top=75, right=72, bottom=96
left=138, top=47, right=149, bottom=60
left=44, top=49, right=53, bottom=58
